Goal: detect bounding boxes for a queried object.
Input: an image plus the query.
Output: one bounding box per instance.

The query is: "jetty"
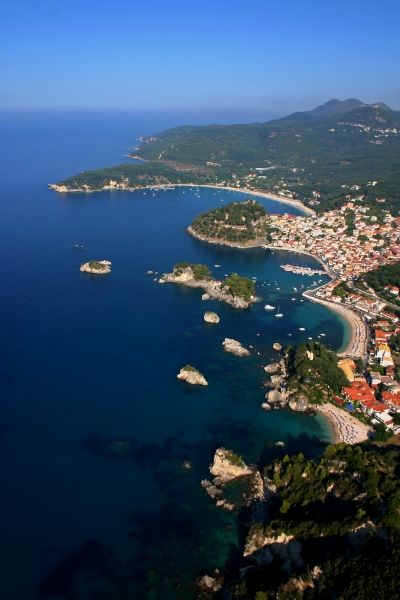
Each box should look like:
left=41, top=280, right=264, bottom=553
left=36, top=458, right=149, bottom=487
left=280, top=264, right=326, bottom=276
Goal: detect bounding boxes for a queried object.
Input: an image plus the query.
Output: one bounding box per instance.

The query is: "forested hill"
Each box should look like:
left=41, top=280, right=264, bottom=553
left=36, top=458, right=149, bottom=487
left=136, top=99, right=400, bottom=213
left=55, top=99, right=400, bottom=215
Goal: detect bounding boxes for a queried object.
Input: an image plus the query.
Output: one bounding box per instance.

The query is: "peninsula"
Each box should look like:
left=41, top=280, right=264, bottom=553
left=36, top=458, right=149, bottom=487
left=49, top=98, right=400, bottom=218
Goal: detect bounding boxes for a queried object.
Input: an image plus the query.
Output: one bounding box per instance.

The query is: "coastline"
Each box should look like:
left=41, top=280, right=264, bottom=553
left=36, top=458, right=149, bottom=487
left=315, top=403, right=372, bottom=444
left=188, top=226, right=367, bottom=360
left=49, top=180, right=315, bottom=216
left=51, top=175, right=366, bottom=360
left=302, top=289, right=368, bottom=359
left=185, top=184, right=315, bottom=216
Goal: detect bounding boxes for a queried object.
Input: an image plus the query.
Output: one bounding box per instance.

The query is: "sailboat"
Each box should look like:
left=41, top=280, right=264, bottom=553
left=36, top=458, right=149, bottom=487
left=275, top=307, right=283, bottom=318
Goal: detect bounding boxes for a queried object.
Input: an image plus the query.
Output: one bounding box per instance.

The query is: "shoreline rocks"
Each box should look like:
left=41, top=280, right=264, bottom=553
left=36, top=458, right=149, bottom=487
left=210, top=448, right=253, bottom=482
left=80, top=260, right=111, bottom=274
left=222, top=338, right=250, bottom=357
left=264, top=362, right=280, bottom=374
left=161, top=266, right=254, bottom=309
left=177, top=365, right=208, bottom=386
left=203, top=448, right=265, bottom=511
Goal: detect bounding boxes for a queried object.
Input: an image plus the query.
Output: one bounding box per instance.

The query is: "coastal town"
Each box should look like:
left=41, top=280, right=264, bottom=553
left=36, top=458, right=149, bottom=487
left=258, top=202, right=400, bottom=443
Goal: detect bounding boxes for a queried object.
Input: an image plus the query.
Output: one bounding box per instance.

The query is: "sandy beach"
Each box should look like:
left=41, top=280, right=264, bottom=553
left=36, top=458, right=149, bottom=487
left=194, top=184, right=316, bottom=216
left=316, top=403, right=372, bottom=444
left=302, top=290, right=368, bottom=359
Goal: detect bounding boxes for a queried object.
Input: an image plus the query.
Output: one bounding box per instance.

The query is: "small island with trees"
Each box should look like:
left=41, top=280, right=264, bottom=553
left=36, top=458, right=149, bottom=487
left=159, top=262, right=256, bottom=308
left=80, top=259, right=112, bottom=274
left=188, top=200, right=271, bottom=246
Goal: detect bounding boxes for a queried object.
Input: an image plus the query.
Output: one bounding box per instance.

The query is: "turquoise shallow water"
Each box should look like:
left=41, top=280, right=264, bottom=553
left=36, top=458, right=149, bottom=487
left=0, top=112, right=345, bottom=598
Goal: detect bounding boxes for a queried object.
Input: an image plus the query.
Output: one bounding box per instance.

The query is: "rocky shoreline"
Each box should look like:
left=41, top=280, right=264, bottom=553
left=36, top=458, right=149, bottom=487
left=262, top=351, right=314, bottom=414
left=202, top=448, right=265, bottom=512
left=159, top=267, right=254, bottom=309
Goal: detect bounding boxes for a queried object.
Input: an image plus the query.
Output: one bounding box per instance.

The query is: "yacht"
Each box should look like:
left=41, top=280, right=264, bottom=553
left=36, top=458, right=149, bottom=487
left=264, top=304, right=275, bottom=310
left=275, top=308, right=283, bottom=318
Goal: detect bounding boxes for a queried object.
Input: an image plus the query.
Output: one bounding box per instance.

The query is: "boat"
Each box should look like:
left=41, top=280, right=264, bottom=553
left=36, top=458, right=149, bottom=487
left=214, top=264, right=221, bottom=268
left=320, top=333, right=326, bottom=337
left=275, top=308, right=283, bottom=318
left=299, top=327, right=306, bottom=331
left=264, top=304, right=275, bottom=310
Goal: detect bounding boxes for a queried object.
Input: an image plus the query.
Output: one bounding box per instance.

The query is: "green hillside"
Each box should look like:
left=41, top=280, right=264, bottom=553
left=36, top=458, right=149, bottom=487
left=55, top=99, right=400, bottom=214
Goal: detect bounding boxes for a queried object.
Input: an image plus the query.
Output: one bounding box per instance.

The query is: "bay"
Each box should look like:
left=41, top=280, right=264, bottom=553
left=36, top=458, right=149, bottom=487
left=0, top=111, right=345, bottom=598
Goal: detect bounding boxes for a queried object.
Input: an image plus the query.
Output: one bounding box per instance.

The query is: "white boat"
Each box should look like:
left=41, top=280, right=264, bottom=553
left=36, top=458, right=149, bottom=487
left=214, top=264, right=221, bottom=268
left=320, top=333, right=326, bottom=337
left=264, top=304, right=275, bottom=310
left=299, top=327, right=306, bottom=331
left=275, top=308, right=283, bottom=318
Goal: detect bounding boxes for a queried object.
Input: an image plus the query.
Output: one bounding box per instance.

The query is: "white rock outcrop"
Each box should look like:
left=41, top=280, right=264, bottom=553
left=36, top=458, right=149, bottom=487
left=177, top=365, right=208, bottom=386
left=222, top=338, right=250, bottom=357
left=210, top=448, right=253, bottom=482
left=80, top=260, right=111, bottom=274
left=204, top=311, right=220, bottom=324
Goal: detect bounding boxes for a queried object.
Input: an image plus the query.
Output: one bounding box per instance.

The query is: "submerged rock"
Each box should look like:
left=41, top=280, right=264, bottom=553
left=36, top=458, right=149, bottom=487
left=80, top=259, right=111, bottom=274
left=222, top=338, right=250, bottom=357
left=197, top=572, right=223, bottom=592
left=177, top=364, right=208, bottom=386
left=204, top=311, right=220, bottom=324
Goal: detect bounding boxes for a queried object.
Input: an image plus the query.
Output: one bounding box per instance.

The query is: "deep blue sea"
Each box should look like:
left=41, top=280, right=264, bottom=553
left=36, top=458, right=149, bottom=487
left=0, top=111, right=348, bottom=599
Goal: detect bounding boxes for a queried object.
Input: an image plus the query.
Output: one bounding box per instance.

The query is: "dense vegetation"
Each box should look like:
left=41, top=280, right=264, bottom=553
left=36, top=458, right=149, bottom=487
left=190, top=200, right=267, bottom=243
left=226, top=442, right=400, bottom=599
left=56, top=99, right=400, bottom=215
left=286, top=341, right=349, bottom=402
left=223, top=273, right=255, bottom=301
left=87, top=260, right=107, bottom=271
left=173, top=261, right=212, bottom=280
left=361, top=260, right=400, bottom=293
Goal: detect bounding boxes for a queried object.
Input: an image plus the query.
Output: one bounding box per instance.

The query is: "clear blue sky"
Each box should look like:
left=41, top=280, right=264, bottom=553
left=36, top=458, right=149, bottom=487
left=2, top=0, right=399, bottom=113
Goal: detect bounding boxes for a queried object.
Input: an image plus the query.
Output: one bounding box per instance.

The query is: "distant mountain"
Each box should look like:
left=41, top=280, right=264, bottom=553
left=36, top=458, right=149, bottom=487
left=276, top=98, right=396, bottom=125
left=308, top=98, right=365, bottom=118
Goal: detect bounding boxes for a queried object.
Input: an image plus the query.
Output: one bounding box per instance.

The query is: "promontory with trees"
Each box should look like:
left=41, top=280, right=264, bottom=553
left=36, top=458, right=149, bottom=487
left=188, top=200, right=271, bottom=246
left=220, top=441, right=400, bottom=599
